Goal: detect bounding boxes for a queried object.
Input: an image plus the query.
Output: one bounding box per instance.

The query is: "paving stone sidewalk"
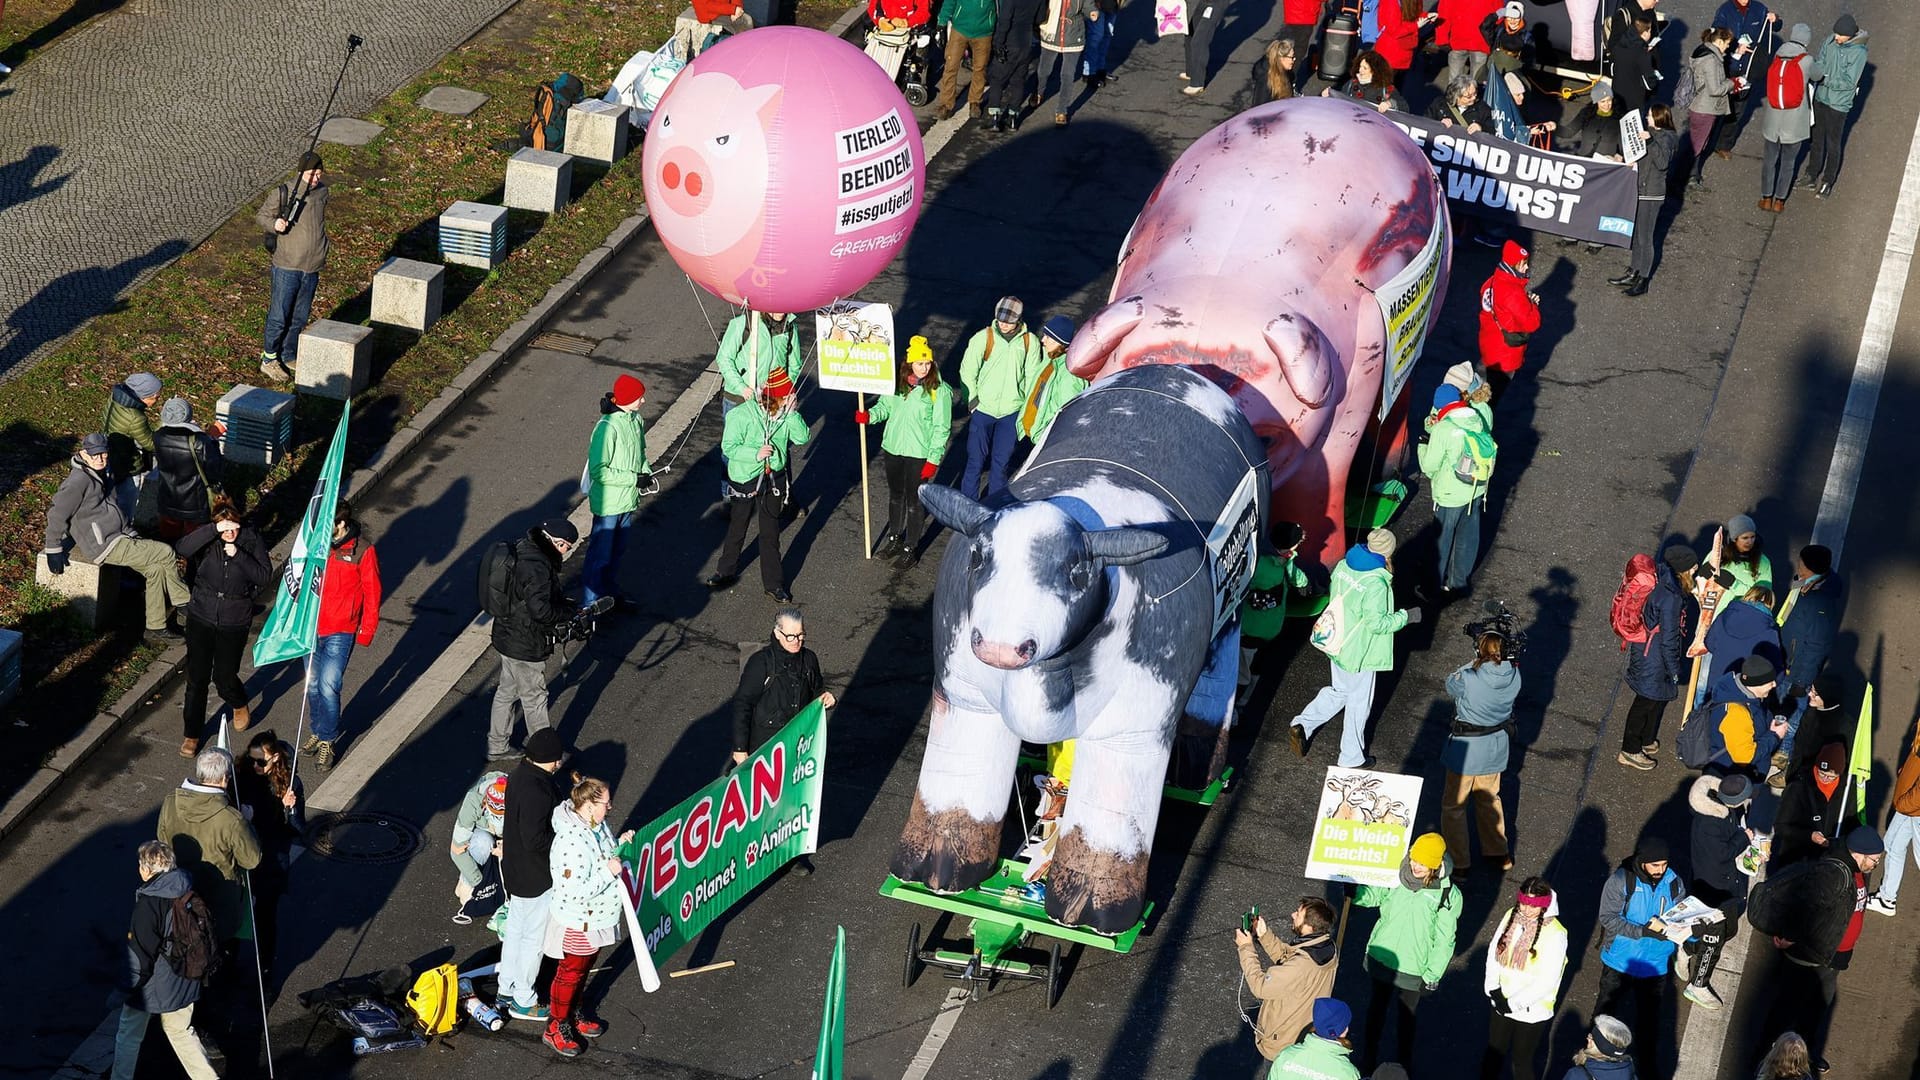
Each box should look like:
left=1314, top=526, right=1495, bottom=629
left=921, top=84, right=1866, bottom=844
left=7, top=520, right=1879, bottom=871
left=0, top=0, right=515, bottom=378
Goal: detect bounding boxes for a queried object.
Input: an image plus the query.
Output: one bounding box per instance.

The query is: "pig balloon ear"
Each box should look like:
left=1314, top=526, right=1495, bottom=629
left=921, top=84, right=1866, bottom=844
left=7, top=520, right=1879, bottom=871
left=744, top=83, right=784, bottom=125
left=1084, top=526, right=1168, bottom=567
left=1263, top=315, right=1334, bottom=409
left=918, top=484, right=992, bottom=538
left=1066, top=296, right=1145, bottom=379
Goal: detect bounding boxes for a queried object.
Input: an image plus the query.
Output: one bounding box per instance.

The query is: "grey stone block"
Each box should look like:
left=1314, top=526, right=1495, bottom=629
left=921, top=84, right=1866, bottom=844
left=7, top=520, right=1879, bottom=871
left=371, top=257, right=445, bottom=332
left=564, top=100, right=630, bottom=164
left=34, top=554, right=121, bottom=630
left=417, top=85, right=489, bottom=115
left=505, top=147, right=574, bottom=213
left=318, top=116, right=385, bottom=146
left=216, top=384, right=295, bottom=467
left=439, top=200, right=508, bottom=269
left=295, top=319, right=373, bottom=400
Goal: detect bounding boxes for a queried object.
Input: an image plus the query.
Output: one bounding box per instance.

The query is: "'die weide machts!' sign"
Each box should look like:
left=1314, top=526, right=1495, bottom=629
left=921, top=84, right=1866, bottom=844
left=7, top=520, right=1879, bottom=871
left=618, top=699, right=828, bottom=965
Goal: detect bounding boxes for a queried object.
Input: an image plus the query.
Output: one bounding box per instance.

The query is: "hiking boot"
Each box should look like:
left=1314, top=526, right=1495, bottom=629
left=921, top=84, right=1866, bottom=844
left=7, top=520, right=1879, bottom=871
left=1683, top=982, right=1723, bottom=1010
left=543, top=1020, right=584, bottom=1058
left=1623, top=276, right=1650, bottom=297
left=1866, top=894, right=1897, bottom=917
left=230, top=704, right=251, bottom=732
left=1289, top=723, right=1309, bottom=758
left=572, top=1014, right=606, bottom=1039
left=180, top=737, right=201, bottom=758
left=259, top=356, right=295, bottom=383
left=508, top=1001, right=550, bottom=1022
left=1618, top=751, right=1656, bottom=771
left=314, top=740, right=337, bottom=771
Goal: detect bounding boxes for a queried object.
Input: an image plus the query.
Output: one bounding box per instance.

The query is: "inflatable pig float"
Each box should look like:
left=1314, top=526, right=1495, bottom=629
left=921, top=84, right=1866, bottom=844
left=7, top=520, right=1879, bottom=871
left=893, top=366, right=1268, bottom=934
left=1068, top=96, right=1451, bottom=570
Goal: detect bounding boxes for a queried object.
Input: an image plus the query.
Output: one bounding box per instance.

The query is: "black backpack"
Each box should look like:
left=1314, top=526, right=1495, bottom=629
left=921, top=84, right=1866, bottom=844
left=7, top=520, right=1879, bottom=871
left=478, top=540, right=518, bottom=618
left=520, top=73, right=586, bottom=151
left=161, top=891, right=221, bottom=982
left=1677, top=706, right=1719, bottom=768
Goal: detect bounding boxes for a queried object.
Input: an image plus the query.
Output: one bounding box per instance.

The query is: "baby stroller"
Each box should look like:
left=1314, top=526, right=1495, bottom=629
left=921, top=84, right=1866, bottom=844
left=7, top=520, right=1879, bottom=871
left=863, top=24, right=936, bottom=106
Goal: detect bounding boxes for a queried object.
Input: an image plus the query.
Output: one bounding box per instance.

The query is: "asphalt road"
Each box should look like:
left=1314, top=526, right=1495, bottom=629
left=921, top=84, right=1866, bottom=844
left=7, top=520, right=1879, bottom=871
left=5, top=0, right=1919, bottom=1077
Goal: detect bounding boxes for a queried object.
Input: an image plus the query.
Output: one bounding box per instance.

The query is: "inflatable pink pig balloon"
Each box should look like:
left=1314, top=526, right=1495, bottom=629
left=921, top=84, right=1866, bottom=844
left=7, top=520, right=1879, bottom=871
left=641, top=27, right=925, bottom=311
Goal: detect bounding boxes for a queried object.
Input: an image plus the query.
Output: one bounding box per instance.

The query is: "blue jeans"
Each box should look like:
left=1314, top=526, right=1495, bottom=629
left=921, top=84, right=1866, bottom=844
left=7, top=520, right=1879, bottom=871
left=1081, top=14, right=1112, bottom=76
left=498, top=888, right=552, bottom=1010
left=306, top=632, right=356, bottom=743
left=581, top=511, right=634, bottom=605
left=262, top=266, right=320, bottom=364
left=1293, top=660, right=1377, bottom=767
left=1881, top=812, right=1919, bottom=903
left=961, top=411, right=1019, bottom=502
left=1435, top=499, right=1483, bottom=591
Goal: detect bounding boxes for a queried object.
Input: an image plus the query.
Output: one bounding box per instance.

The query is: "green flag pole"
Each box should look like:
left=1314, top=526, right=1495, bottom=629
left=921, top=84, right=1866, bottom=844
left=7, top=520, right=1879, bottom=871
left=811, top=926, right=846, bottom=1080
left=1852, top=682, right=1875, bottom=826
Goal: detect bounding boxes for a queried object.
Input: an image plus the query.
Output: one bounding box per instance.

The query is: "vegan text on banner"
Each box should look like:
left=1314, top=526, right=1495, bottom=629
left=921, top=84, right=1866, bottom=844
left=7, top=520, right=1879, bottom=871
left=1386, top=113, right=1640, bottom=249
left=252, top=404, right=351, bottom=667
left=617, top=698, right=828, bottom=972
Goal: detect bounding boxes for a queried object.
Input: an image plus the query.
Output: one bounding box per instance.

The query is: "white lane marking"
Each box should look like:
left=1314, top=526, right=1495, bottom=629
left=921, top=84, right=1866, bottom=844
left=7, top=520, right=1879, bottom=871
left=900, top=987, right=971, bottom=1080
left=1810, top=105, right=1920, bottom=568
left=1677, top=99, right=1920, bottom=1080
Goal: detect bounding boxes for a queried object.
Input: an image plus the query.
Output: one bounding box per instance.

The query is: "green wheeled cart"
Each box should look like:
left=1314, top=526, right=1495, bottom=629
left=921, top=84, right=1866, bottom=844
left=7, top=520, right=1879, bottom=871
left=882, top=858, right=1152, bottom=1009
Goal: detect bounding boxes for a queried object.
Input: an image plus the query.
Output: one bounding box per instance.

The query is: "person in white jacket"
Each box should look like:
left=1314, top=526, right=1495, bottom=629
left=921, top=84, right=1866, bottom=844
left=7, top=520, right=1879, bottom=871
left=1481, top=877, right=1568, bottom=1080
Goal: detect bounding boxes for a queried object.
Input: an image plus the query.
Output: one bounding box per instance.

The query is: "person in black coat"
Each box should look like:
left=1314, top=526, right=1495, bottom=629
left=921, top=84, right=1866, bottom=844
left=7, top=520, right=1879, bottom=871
left=151, top=397, right=226, bottom=543
left=1614, top=101, right=1677, bottom=296
left=1620, top=545, right=1695, bottom=769
left=983, top=0, right=1043, bottom=132
left=176, top=504, right=272, bottom=752
left=1684, top=773, right=1767, bottom=1009
left=732, top=607, right=837, bottom=765
left=1426, top=74, right=1494, bottom=132
left=1561, top=80, right=1626, bottom=159
left=237, top=730, right=305, bottom=987
left=1770, top=742, right=1856, bottom=869
left=1779, top=545, right=1843, bottom=694
left=114, top=841, right=221, bottom=1080
left=1608, top=13, right=1658, bottom=115
left=498, top=728, right=570, bottom=1018
left=487, top=519, right=577, bottom=760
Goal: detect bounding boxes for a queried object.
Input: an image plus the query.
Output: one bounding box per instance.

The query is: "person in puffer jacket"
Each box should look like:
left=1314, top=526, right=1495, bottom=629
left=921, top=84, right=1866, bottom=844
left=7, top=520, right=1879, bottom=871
left=1482, top=877, right=1568, bottom=1080
left=1354, top=833, right=1460, bottom=1073
left=1595, top=836, right=1686, bottom=1078
left=540, top=777, right=634, bottom=1059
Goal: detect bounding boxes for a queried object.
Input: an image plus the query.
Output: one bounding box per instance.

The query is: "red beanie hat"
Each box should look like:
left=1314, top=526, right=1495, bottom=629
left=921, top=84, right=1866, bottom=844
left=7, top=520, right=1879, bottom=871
left=764, top=367, right=795, bottom=401
left=1502, top=240, right=1529, bottom=268
left=612, top=373, right=645, bottom=407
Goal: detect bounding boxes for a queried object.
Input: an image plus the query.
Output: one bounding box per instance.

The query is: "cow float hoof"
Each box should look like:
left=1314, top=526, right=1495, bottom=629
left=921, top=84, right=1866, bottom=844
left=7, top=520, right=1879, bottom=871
left=1045, top=828, right=1148, bottom=935
left=891, top=795, right=999, bottom=893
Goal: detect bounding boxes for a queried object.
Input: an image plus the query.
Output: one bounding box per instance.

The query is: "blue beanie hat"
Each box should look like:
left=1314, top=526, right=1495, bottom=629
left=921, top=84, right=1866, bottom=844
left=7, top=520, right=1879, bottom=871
left=1312, top=997, right=1352, bottom=1037
left=1041, top=315, right=1075, bottom=346
left=1433, top=385, right=1463, bottom=409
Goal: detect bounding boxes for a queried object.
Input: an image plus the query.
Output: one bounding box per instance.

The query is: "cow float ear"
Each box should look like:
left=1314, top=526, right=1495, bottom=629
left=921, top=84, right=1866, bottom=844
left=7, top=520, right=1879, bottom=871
left=1084, top=526, right=1168, bottom=567
left=918, top=485, right=993, bottom=537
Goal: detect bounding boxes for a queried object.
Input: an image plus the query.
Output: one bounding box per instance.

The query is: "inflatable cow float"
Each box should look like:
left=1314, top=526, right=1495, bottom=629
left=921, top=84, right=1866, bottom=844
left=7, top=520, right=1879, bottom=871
left=1068, top=96, right=1451, bottom=570
left=894, top=366, right=1267, bottom=933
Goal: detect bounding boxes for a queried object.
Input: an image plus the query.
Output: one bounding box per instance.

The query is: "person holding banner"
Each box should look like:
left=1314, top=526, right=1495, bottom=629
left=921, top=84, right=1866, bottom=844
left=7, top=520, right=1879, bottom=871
left=733, top=608, right=835, bottom=766
left=1322, top=50, right=1406, bottom=113
left=541, top=777, right=635, bottom=1058
left=304, top=501, right=381, bottom=772
left=1426, top=74, right=1491, bottom=133
left=1354, top=832, right=1459, bottom=1073
left=856, top=335, right=953, bottom=569
left=709, top=368, right=810, bottom=602
left=1611, top=102, right=1677, bottom=297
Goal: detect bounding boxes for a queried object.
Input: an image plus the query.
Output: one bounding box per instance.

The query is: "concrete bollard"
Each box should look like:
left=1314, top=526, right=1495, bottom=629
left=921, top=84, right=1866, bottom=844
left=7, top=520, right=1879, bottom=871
left=505, top=147, right=575, bottom=213
left=34, top=555, right=121, bottom=631
left=295, top=320, right=372, bottom=400
left=564, top=100, right=630, bottom=165
left=439, top=200, right=510, bottom=269
left=216, top=384, right=296, bottom=467
left=371, top=258, right=446, bottom=332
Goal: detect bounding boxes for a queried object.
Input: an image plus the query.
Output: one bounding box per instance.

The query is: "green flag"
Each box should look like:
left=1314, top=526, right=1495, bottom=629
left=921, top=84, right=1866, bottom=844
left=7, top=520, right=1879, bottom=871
left=1852, top=682, right=1875, bottom=826
left=252, top=404, right=351, bottom=667
left=812, top=926, right=846, bottom=1080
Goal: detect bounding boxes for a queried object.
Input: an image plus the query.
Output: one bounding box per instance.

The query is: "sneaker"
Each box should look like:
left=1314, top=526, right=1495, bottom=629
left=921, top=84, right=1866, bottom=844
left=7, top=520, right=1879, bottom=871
left=455, top=878, right=474, bottom=904
left=1182, top=84, right=1206, bottom=96
left=301, top=732, right=321, bottom=754
left=892, top=551, right=918, bottom=571
left=705, top=572, right=739, bottom=591
left=508, top=1001, right=550, bottom=1022
left=1618, top=751, right=1656, bottom=771
left=1683, top=982, right=1723, bottom=1010
left=543, top=1021, right=584, bottom=1057
left=0, top=61, right=12, bottom=76
left=314, top=740, right=337, bottom=771
left=1642, top=740, right=1659, bottom=757
left=259, top=356, right=295, bottom=383
left=146, top=626, right=185, bottom=645
left=1288, top=723, right=1308, bottom=758
left=572, top=1014, right=606, bottom=1039
left=1866, top=894, right=1897, bottom=917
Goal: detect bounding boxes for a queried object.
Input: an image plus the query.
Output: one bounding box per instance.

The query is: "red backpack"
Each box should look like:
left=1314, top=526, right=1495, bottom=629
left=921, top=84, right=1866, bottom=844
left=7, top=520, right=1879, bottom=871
left=1609, top=554, right=1657, bottom=651
left=1766, top=54, right=1806, bottom=110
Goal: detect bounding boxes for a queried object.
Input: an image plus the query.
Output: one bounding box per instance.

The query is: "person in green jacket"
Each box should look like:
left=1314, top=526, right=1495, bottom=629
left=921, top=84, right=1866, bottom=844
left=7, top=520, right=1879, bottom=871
left=1268, top=998, right=1363, bottom=1080
left=957, top=295, right=1042, bottom=502
left=707, top=368, right=810, bottom=602
left=1016, top=315, right=1087, bottom=443
left=856, top=334, right=954, bottom=570
left=716, top=310, right=802, bottom=498
left=1416, top=384, right=1496, bottom=594
left=103, top=371, right=162, bottom=515
left=1355, top=832, right=1460, bottom=1073
left=934, top=0, right=996, bottom=119
left=1291, top=528, right=1421, bottom=768
left=1239, top=520, right=1315, bottom=706
left=582, top=373, right=655, bottom=609
left=1802, top=14, right=1867, bottom=197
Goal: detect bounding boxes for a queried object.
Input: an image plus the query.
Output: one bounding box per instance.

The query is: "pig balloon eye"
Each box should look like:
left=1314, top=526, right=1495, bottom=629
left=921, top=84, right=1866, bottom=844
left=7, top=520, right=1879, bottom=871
left=709, top=131, right=739, bottom=158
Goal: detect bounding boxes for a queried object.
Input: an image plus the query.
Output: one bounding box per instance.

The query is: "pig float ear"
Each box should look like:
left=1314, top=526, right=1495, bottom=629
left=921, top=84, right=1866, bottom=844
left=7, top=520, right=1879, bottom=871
left=1262, top=315, right=1334, bottom=409
left=1066, top=296, right=1146, bottom=380
left=1084, top=526, right=1168, bottom=567
left=918, top=485, right=993, bottom=538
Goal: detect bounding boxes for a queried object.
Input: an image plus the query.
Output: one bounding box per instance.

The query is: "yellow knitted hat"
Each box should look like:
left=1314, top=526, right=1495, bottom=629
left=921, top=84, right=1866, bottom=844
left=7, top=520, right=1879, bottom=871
left=906, top=335, right=934, bottom=365
left=1409, top=832, right=1446, bottom=870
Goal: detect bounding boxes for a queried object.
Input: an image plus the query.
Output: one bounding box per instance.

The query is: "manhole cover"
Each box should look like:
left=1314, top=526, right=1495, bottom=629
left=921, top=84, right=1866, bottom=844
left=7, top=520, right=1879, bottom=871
left=307, top=812, right=426, bottom=865
left=528, top=331, right=599, bottom=356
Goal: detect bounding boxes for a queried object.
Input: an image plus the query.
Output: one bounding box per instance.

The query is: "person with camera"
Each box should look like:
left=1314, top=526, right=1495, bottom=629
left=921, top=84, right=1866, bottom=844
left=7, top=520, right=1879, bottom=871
left=254, top=151, right=329, bottom=384
left=1481, top=877, right=1567, bottom=1080
left=487, top=518, right=579, bottom=761
left=1232, top=897, right=1339, bottom=1060
left=1291, top=528, right=1420, bottom=769
left=1441, top=630, right=1519, bottom=872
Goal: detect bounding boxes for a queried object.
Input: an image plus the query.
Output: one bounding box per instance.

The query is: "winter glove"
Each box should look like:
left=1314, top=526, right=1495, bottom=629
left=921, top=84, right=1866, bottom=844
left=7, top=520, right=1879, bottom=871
left=1403, top=607, right=1424, bottom=625
left=44, top=551, right=67, bottom=575
left=855, top=409, right=870, bottom=425
left=637, top=471, right=660, bottom=497
left=920, top=461, right=938, bottom=481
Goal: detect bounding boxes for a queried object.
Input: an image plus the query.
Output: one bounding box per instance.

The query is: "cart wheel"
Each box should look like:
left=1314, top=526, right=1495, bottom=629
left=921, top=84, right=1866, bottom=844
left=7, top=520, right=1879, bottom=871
left=906, top=84, right=930, bottom=107
left=1045, top=941, right=1061, bottom=1010
left=904, top=922, right=923, bottom=988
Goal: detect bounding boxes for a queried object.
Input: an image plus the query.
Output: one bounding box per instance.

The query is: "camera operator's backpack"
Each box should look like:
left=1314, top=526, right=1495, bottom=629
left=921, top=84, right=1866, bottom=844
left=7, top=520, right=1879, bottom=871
left=1609, top=554, right=1658, bottom=650
left=521, top=73, right=586, bottom=151
left=478, top=540, right=518, bottom=617
left=161, top=890, right=221, bottom=982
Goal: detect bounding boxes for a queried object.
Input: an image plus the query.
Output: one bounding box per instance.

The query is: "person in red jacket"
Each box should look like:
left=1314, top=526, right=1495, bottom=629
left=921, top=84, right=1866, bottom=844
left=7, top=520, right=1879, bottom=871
left=1436, top=0, right=1500, bottom=85
left=870, top=0, right=931, bottom=28
left=1477, top=240, right=1542, bottom=403
left=1374, top=0, right=1437, bottom=79
left=303, top=500, right=382, bottom=770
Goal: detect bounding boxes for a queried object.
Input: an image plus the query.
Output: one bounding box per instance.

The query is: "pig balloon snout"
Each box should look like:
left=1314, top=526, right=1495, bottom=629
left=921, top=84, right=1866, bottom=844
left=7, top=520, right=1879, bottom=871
left=971, top=628, right=1038, bottom=670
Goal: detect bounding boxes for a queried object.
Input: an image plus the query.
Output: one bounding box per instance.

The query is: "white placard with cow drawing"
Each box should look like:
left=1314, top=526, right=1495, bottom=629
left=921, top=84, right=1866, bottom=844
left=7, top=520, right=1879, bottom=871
left=1303, top=767, right=1424, bottom=887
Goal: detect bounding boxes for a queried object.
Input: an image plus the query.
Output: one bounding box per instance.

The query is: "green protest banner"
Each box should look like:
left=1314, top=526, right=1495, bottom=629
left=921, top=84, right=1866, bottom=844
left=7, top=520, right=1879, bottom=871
left=617, top=698, right=828, bottom=979
left=252, top=403, right=351, bottom=667
left=812, top=926, right=847, bottom=1080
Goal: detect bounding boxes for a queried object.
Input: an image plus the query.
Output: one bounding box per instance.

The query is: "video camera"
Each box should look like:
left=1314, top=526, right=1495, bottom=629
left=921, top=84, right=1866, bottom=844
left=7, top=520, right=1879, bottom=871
left=1463, top=599, right=1528, bottom=662
left=552, top=595, right=615, bottom=646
